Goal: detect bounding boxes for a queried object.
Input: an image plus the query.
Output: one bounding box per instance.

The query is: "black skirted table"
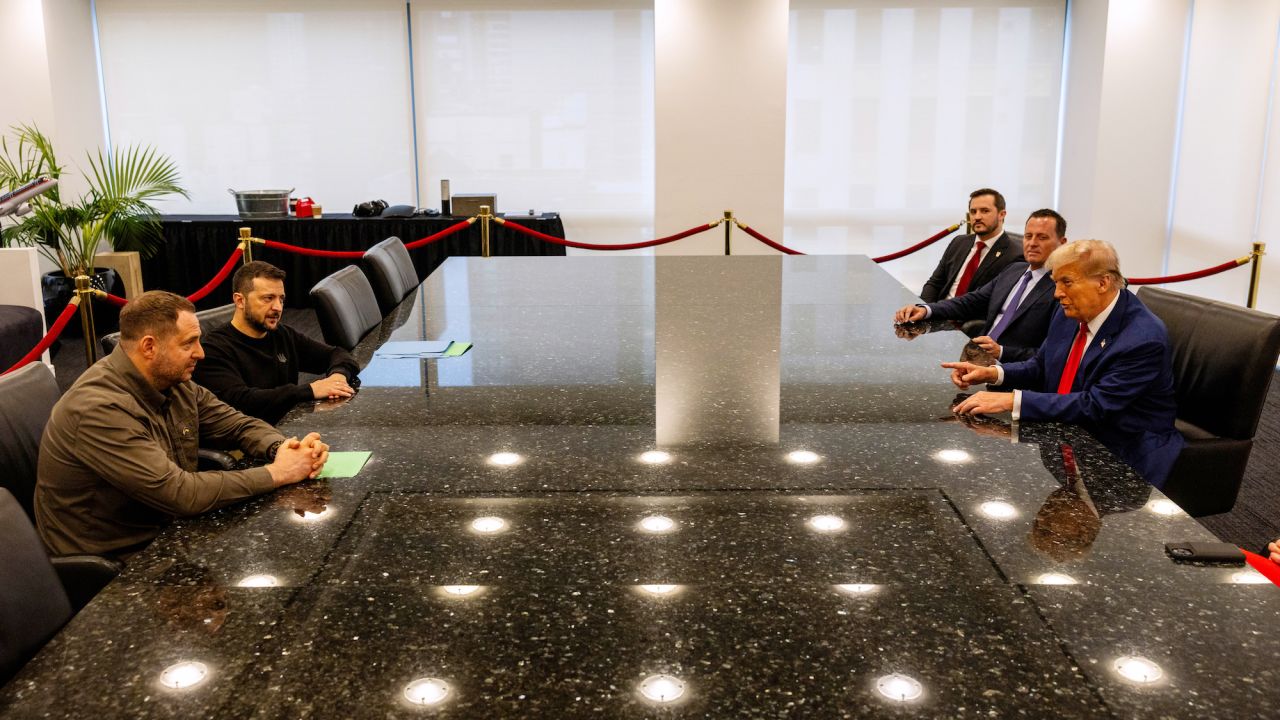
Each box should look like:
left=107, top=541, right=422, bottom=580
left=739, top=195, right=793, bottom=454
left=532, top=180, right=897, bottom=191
left=147, top=213, right=567, bottom=309
left=4, top=256, right=1279, bottom=718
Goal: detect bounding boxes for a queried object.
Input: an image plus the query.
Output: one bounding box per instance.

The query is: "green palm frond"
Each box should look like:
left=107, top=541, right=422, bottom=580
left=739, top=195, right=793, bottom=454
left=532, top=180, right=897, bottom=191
left=1, top=124, right=187, bottom=276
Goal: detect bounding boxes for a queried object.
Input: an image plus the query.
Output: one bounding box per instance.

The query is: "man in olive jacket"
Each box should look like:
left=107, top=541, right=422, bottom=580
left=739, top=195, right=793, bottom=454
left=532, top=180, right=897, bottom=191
left=35, top=291, right=330, bottom=559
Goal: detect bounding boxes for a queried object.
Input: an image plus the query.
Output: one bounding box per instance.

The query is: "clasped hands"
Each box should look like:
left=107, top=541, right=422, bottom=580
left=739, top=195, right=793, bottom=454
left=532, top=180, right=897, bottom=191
left=267, top=431, right=330, bottom=486
left=941, top=361, right=1014, bottom=416
left=893, top=305, right=1002, bottom=358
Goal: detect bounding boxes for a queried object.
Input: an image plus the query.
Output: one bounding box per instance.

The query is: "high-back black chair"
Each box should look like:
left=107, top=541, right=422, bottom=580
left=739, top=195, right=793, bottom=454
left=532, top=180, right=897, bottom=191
left=309, top=266, right=382, bottom=351
left=0, top=488, right=120, bottom=685
left=0, top=362, right=61, bottom=520
left=1137, top=285, right=1280, bottom=515
left=362, top=236, right=419, bottom=314
left=100, top=302, right=237, bottom=356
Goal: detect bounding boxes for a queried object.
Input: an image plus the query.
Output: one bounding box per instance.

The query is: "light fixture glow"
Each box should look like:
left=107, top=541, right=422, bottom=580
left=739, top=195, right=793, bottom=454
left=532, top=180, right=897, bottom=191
left=1035, top=573, right=1078, bottom=585
left=979, top=501, right=1018, bottom=519
left=1147, top=499, right=1181, bottom=516
left=638, top=515, right=676, bottom=534
left=836, top=583, right=879, bottom=595
left=1112, top=656, right=1163, bottom=683
left=638, top=674, right=686, bottom=703
left=786, top=450, right=821, bottom=465
left=487, top=452, right=523, bottom=466
left=441, top=585, right=482, bottom=596
left=875, top=673, right=924, bottom=701
left=403, top=677, right=452, bottom=706
left=1231, top=570, right=1270, bottom=584
left=639, top=450, right=672, bottom=464
left=159, top=661, right=209, bottom=690
left=470, top=516, right=508, bottom=534
left=237, top=574, right=278, bottom=588
left=807, top=514, right=846, bottom=532
left=292, top=507, right=332, bottom=522
left=638, top=584, right=681, bottom=595
left=933, top=449, right=972, bottom=464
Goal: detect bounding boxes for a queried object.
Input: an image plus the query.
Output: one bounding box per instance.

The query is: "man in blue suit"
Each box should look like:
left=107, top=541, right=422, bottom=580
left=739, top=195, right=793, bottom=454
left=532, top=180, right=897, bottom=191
left=895, top=209, right=1068, bottom=362
left=942, top=240, right=1185, bottom=487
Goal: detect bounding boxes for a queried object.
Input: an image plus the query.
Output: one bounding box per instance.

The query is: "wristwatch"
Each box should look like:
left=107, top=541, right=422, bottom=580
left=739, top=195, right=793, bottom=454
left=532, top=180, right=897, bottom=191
left=267, top=439, right=284, bottom=460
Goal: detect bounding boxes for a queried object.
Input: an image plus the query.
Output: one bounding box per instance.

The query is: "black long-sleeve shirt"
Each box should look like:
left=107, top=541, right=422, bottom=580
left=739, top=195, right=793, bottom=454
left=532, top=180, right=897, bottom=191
left=193, top=322, right=360, bottom=424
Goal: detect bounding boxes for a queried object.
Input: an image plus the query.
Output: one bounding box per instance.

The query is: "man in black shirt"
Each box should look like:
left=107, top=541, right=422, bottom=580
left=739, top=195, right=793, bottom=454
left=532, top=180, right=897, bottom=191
left=194, top=261, right=359, bottom=424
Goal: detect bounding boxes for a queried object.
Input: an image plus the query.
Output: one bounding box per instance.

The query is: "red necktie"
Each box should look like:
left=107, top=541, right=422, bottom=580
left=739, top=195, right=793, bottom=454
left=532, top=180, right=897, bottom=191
left=953, top=240, right=987, bottom=296
left=1056, top=322, right=1089, bottom=394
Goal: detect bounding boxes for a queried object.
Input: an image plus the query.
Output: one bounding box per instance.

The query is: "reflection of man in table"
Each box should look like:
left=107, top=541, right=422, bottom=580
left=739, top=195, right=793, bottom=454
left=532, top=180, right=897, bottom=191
left=954, top=413, right=1151, bottom=561
left=35, top=291, right=330, bottom=559
left=919, top=188, right=1025, bottom=302
left=194, top=261, right=359, bottom=424
left=895, top=209, right=1068, bottom=362
left=943, top=240, right=1184, bottom=487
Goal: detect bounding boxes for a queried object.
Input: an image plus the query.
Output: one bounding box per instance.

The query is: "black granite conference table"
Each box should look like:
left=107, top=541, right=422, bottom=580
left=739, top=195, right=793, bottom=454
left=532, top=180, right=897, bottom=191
left=4, top=255, right=1280, bottom=718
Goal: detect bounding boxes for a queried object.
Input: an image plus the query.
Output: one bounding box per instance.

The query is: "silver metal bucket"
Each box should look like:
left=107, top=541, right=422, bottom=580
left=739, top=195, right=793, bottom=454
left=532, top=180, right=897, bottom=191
left=228, top=188, right=293, bottom=219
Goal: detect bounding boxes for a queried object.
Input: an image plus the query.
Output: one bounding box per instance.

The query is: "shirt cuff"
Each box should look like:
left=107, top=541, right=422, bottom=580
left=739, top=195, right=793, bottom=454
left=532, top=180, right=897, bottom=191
left=245, top=466, right=277, bottom=494
left=920, top=304, right=932, bottom=319
left=1012, top=389, right=1022, bottom=420
left=993, top=364, right=1005, bottom=386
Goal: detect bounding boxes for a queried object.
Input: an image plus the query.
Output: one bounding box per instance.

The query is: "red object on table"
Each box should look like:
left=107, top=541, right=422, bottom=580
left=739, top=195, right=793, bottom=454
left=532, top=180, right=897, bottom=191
left=295, top=197, right=314, bottom=218
left=1242, top=549, right=1280, bottom=588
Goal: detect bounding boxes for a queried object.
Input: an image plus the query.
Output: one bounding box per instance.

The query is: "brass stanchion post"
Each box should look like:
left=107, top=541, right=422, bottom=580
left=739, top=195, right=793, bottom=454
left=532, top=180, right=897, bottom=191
left=480, top=205, right=493, bottom=258
left=724, top=210, right=733, bottom=256
left=1248, top=241, right=1266, bottom=309
left=75, top=275, right=98, bottom=366
left=240, top=227, right=254, bottom=263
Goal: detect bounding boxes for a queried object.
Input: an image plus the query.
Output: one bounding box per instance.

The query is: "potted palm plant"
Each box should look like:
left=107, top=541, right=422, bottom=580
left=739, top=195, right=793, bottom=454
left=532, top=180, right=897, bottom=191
left=0, top=123, right=188, bottom=333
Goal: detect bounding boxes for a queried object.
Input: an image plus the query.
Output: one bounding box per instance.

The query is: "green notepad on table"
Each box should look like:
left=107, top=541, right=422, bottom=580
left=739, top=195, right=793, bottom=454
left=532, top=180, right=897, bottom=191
left=317, top=451, right=372, bottom=479
left=373, top=340, right=472, bottom=359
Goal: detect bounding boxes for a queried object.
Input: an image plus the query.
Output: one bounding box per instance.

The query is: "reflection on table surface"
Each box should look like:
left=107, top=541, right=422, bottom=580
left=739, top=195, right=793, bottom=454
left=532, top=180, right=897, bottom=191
left=5, top=256, right=1279, bottom=719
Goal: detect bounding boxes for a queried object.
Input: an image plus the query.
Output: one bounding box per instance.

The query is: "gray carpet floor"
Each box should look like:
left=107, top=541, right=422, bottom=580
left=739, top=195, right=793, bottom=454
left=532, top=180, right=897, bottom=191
left=48, top=308, right=1280, bottom=554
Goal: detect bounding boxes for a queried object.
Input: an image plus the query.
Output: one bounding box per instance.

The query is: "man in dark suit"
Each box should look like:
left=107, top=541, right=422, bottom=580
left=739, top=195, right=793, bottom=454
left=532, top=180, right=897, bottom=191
left=942, top=240, right=1185, bottom=488
left=919, top=188, right=1025, bottom=302
left=895, top=208, right=1068, bottom=362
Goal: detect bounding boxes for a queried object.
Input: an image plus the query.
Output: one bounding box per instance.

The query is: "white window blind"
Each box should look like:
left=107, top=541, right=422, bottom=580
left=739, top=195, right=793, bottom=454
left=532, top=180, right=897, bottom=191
left=410, top=0, right=654, bottom=248
left=95, top=0, right=415, bottom=215
left=785, top=0, right=1065, bottom=288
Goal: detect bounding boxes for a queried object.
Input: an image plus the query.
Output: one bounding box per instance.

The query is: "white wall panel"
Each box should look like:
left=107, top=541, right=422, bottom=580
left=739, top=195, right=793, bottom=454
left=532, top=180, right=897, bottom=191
left=1166, top=0, right=1280, bottom=309
left=655, top=0, right=788, bottom=255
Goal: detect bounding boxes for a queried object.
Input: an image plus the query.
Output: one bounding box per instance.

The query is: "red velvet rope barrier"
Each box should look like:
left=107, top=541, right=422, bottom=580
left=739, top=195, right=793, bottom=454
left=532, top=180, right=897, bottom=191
left=1127, top=258, right=1247, bottom=285
left=99, top=291, right=128, bottom=307
left=872, top=224, right=963, bottom=263
left=261, top=240, right=364, bottom=259
left=499, top=218, right=717, bottom=250
left=187, top=246, right=246, bottom=303
left=739, top=224, right=803, bottom=255
left=404, top=218, right=475, bottom=250
left=3, top=298, right=81, bottom=375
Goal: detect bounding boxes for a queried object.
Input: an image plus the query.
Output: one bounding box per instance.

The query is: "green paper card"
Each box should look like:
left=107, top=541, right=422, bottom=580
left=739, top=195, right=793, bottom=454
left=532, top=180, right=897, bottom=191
left=317, top=451, right=372, bottom=479
left=443, top=341, right=473, bottom=357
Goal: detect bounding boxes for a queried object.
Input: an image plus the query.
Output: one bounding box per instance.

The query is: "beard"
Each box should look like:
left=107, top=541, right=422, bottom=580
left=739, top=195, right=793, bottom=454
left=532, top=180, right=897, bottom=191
left=245, top=308, right=281, bottom=334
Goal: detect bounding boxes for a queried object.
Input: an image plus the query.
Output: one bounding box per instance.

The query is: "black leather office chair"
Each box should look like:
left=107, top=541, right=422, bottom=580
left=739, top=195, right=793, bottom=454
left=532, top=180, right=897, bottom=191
left=309, top=266, right=383, bottom=351
left=1137, top=285, right=1280, bottom=516
left=0, top=362, right=61, bottom=520
left=0, top=488, right=119, bottom=685
left=362, top=236, right=419, bottom=314
left=100, top=302, right=237, bottom=356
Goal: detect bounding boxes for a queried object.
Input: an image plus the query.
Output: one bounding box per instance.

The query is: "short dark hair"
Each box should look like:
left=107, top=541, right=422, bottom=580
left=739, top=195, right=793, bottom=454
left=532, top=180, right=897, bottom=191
left=969, top=188, right=1006, bottom=213
left=119, top=291, right=195, bottom=343
left=232, top=261, right=287, bottom=297
left=1027, top=208, right=1067, bottom=237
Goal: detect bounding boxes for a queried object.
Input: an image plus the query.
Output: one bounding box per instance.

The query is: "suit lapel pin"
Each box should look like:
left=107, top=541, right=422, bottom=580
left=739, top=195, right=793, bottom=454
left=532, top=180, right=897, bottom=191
left=995, top=251, right=1002, bottom=258
left=1100, top=339, right=1107, bottom=350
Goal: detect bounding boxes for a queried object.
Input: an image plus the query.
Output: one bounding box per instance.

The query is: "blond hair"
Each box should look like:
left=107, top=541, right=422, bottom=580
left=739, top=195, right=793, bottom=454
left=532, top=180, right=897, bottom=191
left=1045, top=239, right=1123, bottom=284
